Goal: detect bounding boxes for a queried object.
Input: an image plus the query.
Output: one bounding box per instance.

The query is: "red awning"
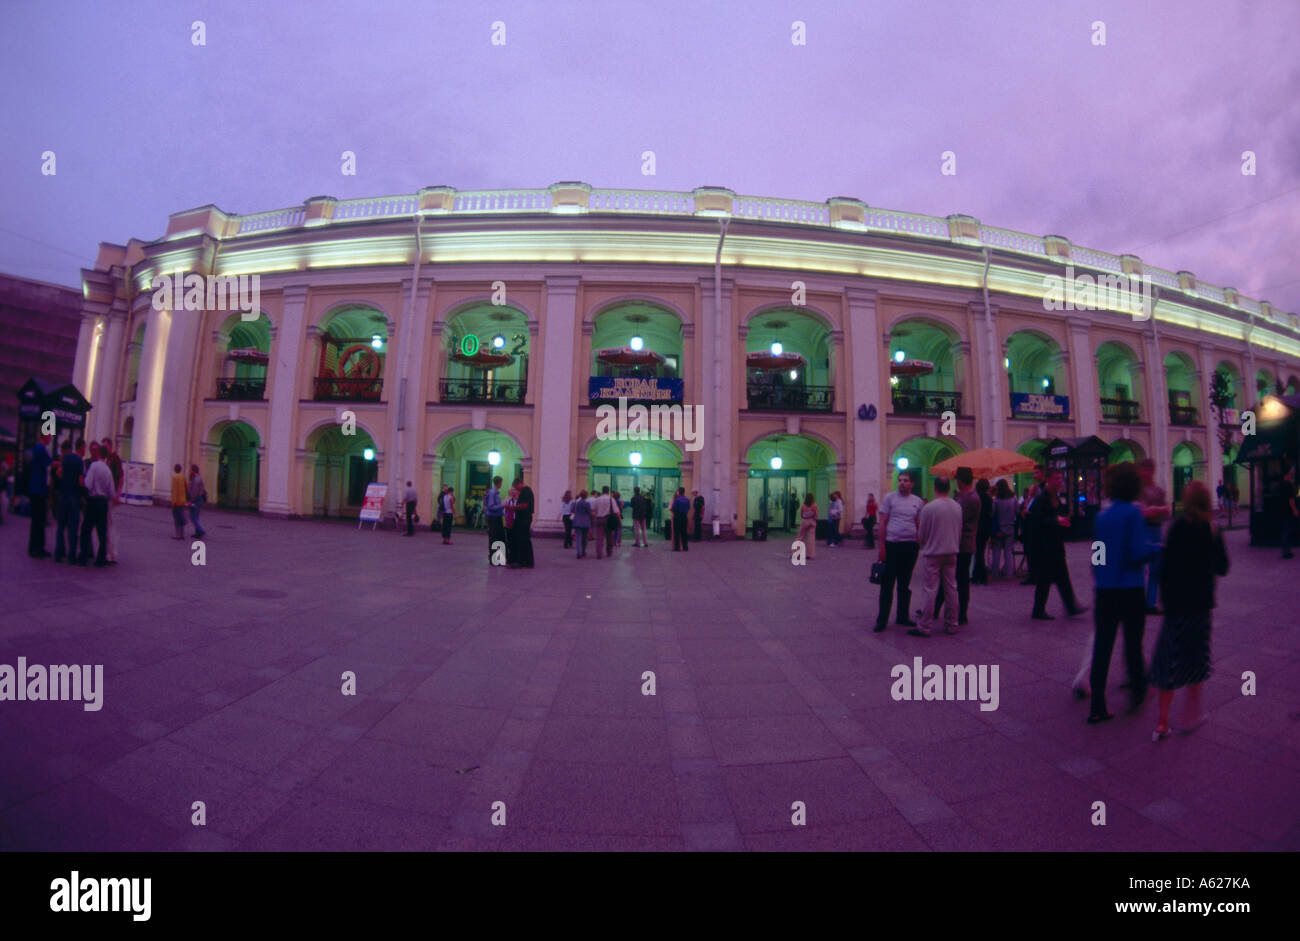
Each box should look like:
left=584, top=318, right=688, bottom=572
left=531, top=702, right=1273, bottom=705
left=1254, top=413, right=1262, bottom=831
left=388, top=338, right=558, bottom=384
left=746, top=351, right=805, bottom=371
left=890, top=359, right=934, bottom=377
left=596, top=346, right=666, bottom=367
left=451, top=350, right=514, bottom=369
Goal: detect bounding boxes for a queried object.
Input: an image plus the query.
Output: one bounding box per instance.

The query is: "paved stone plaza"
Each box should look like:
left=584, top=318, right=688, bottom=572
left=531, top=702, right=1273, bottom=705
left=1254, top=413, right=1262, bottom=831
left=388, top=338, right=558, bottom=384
left=1, top=507, right=1297, bottom=852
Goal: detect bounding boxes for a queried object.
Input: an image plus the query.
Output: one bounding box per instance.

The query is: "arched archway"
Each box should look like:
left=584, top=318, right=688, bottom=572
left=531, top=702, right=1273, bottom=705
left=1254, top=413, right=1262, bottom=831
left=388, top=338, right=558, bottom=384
left=586, top=436, right=684, bottom=533
left=744, top=306, right=835, bottom=412
left=1013, top=437, right=1052, bottom=496
left=1171, top=441, right=1205, bottom=505
left=1164, top=350, right=1200, bottom=425
left=302, top=422, right=379, bottom=517
left=1005, top=330, right=1067, bottom=409
left=207, top=420, right=261, bottom=509
left=435, top=429, right=526, bottom=528
left=1097, top=341, right=1142, bottom=423
left=1214, top=361, right=1243, bottom=411
left=589, top=301, right=684, bottom=404
left=1255, top=368, right=1277, bottom=403
left=441, top=303, right=530, bottom=404
left=1108, top=438, right=1147, bottom=465
left=887, top=435, right=962, bottom=501
left=744, top=434, right=839, bottom=532
left=888, top=316, right=965, bottom=416
left=214, top=313, right=271, bottom=400
left=124, top=322, right=146, bottom=401
left=315, top=306, right=388, bottom=402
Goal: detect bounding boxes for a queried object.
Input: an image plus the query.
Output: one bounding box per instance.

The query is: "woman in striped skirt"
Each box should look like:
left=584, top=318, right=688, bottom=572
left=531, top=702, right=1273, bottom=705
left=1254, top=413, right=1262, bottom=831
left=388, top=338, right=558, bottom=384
left=1150, top=481, right=1229, bottom=741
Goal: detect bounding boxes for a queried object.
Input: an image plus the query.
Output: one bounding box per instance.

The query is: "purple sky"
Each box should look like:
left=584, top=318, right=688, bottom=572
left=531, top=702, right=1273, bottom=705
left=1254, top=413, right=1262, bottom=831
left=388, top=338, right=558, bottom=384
left=2, top=0, right=1297, bottom=312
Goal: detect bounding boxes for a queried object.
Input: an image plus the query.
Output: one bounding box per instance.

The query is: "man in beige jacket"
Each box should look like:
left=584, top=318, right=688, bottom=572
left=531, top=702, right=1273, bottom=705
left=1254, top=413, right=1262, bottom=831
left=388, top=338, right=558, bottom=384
left=910, top=476, right=964, bottom=637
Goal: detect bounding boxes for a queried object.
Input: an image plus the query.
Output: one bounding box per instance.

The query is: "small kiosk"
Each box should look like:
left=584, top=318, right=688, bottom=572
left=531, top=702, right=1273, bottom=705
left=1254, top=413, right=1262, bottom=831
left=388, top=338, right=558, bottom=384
left=13, top=378, right=92, bottom=500
left=1043, top=435, right=1109, bottom=540
left=1235, top=394, right=1299, bottom=546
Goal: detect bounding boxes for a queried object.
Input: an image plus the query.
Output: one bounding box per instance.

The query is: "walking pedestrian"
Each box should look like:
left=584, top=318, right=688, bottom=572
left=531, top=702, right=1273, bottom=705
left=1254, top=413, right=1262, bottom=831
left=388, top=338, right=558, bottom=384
left=630, top=486, right=649, bottom=547
left=909, top=476, right=963, bottom=637
left=509, top=477, right=535, bottom=568
left=591, top=486, right=613, bottom=559
left=827, top=491, right=844, bottom=547
left=1086, top=462, right=1151, bottom=724
left=873, top=470, right=925, bottom=632
left=1151, top=481, right=1229, bottom=740
left=440, top=486, right=456, bottom=544
left=76, top=443, right=102, bottom=564
left=484, top=477, right=505, bottom=557
left=571, top=489, right=592, bottom=558
left=188, top=464, right=207, bottom=539
left=1138, top=459, right=1171, bottom=612
left=403, top=480, right=418, bottom=536
left=612, top=491, right=624, bottom=547
left=934, top=467, right=979, bottom=625
left=1029, top=469, right=1087, bottom=620
left=671, top=487, right=691, bottom=552
left=972, top=478, right=993, bottom=584
left=503, top=482, right=519, bottom=563
left=989, top=479, right=1019, bottom=579
left=1020, top=468, right=1046, bottom=585
left=560, top=489, right=574, bottom=549
left=864, top=493, right=878, bottom=549
left=795, top=492, right=817, bottom=559
left=53, top=439, right=83, bottom=563
left=1280, top=466, right=1298, bottom=559
left=692, top=490, right=705, bottom=541
left=169, top=463, right=188, bottom=539
left=26, top=433, right=52, bottom=558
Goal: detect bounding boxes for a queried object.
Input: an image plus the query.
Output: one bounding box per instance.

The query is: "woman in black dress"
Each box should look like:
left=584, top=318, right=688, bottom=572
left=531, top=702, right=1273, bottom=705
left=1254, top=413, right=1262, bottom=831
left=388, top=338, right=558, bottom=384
left=1151, top=481, right=1229, bottom=741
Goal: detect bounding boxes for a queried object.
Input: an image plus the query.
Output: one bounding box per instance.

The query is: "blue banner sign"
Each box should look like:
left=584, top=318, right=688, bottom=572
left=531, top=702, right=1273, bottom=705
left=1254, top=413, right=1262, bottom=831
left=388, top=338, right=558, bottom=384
left=589, top=376, right=683, bottom=402
left=1011, top=392, right=1069, bottom=418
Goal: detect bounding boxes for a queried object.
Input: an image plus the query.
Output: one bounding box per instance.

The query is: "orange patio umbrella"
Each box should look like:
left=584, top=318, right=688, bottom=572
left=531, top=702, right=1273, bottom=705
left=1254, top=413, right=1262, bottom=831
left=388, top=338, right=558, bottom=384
left=929, top=447, right=1038, bottom=479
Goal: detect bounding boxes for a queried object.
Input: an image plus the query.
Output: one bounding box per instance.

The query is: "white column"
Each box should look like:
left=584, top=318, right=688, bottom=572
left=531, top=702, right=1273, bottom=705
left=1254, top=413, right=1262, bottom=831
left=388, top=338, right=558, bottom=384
left=1144, top=331, right=1171, bottom=493
left=393, top=279, right=431, bottom=490
left=93, top=306, right=128, bottom=443
left=1066, top=317, right=1098, bottom=436
left=1199, top=345, right=1225, bottom=503
left=261, top=285, right=309, bottom=517
left=533, top=275, right=579, bottom=533
left=132, top=302, right=170, bottom=493
left=847, top=288, right=883, bottom=521
left=72, top=313, right=97, bottom=394
left=153, top=289, right=204, bottom=499
left=698, top=275, right=735, bottom=534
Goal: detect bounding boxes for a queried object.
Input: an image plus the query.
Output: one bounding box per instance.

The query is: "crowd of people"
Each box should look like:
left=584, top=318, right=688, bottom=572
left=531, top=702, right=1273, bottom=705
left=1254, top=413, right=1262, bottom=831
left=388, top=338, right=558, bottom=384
left=866, top=458, right=1237, bottom=738
left=22, top=433, right=124, bottom=566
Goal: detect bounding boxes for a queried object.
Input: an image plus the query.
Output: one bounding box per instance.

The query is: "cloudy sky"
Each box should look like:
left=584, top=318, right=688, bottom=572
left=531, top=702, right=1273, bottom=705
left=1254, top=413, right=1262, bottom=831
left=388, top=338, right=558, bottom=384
left=2, top=0, right=1297, bottom=311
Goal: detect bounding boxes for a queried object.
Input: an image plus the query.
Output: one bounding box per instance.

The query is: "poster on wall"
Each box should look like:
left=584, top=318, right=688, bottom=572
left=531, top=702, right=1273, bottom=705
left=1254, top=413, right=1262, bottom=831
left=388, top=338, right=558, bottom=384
left=358, top=482, right=388, bottom=529
left=121, top=461, right=154, bottom=505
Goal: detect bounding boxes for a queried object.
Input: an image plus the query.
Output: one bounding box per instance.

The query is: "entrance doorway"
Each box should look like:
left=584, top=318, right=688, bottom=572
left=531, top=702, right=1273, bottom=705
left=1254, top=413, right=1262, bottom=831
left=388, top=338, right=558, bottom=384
left=589, top=465, right=680, bottom=533
left=746, top=470, right=811, bottom=532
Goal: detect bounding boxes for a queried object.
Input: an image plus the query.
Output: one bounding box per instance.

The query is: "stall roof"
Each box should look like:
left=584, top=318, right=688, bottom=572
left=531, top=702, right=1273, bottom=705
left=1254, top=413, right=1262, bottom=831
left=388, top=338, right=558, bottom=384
left=16, top=378, right=92, bottom=426
left=1044, top=436, right=1111, bottom=459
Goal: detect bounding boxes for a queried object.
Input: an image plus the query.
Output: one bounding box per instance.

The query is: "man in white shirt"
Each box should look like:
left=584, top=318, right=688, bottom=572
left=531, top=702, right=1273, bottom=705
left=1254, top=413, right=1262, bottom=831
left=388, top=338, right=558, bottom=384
left=81, top=444, right=116, bottom=567
left=874, top=470, right=926, bottom=632
left=590, top=486, right=614, bottom=559
left=910, top=476, right=964, bottom=636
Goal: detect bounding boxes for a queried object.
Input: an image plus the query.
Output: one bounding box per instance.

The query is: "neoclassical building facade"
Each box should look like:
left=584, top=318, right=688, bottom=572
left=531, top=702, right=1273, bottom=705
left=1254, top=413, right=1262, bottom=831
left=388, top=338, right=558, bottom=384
left=72, top=184, right=1300, bottom=535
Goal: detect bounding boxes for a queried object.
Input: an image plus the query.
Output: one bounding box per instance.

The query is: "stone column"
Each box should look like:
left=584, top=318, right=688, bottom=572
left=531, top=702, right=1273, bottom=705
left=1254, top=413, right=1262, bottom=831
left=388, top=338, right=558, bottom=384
left=1143, top=331, right=1171, bottom=493
left=846, top=288, right=883, bottom=523
left=1199, top=345, right=1225, bottom=505
left=94, top=304, right=128, bottom=443
left=1066, top=317, right=1098, bottom=436
left=72, top=313, right=97, bottom=396
left=152, top=285, right=205, bottom=500
left=131, top=302, right=170, bottom=494
left=261, top=285, right=310, bottom=517
left=533, top=276, right=579, bottom=533
left=698, top=275, right=735, bottom=535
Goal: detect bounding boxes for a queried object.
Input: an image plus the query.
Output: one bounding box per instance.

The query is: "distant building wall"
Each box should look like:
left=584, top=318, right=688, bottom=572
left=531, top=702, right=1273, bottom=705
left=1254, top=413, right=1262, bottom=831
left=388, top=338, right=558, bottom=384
left=0, top=273, right=82, bottom=432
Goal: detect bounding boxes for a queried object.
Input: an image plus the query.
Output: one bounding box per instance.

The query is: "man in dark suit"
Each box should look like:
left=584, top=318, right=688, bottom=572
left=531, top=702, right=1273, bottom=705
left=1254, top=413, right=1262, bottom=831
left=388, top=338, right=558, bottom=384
left=1029, top=470, right=1087, bottom=620
left=509, top=478, right=535, bottom=568
left=692, top=490, right=705, bottom=540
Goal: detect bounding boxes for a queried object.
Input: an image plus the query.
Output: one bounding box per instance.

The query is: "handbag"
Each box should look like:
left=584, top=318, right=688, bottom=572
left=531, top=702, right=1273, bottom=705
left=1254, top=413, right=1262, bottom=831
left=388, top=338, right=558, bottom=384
left=606, top=513, right=619, bottom=532
left=869, top=561, right=885, bottom=584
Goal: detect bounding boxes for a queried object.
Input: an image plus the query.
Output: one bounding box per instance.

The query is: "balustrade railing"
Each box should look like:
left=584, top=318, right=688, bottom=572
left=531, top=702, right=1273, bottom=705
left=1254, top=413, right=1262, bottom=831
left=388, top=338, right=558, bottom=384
left=215, top=377, right=266, bottom=401
left=312, top=376, right=383, bottom=402
left=1169, top=404, right=1199, bottom=426
left=745, top=383, right=834, bottom=412
left=439, top=378, right=527, bottom=405
left=891, top=389, right=962, bottom=416
left=1100, top=397, right=1141, bottom=423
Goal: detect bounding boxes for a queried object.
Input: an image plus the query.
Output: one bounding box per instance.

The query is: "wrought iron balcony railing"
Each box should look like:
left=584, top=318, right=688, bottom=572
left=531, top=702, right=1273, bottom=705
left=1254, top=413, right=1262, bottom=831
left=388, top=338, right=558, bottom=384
left=1100, top=397, right=1141, bottom=423
left=891, top=389, right=962, bottom=416
left=745, top=383, right=834, bottom=412
left=439, top=378, right=527, bottom=405
left=312, top=376, right=383, bottom=402
left=215, top=377, right=266, bottom=401
left=1168, top=404, right=1199, bottom=426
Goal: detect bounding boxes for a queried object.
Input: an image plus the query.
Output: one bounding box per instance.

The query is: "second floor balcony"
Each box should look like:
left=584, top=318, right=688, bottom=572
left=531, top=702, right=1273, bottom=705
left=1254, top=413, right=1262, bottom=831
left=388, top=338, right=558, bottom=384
left=1100, top=397, right=1141, bottom=423
left=439, top=377, right=527, bottom=405
left=215, top=377, right=266, bottom=401
left=891, top=389, right=961, bottom=417
left=1168, top=404, right=1199, bottom=426
left=746, top=382, right=834, bottom=412
left=313, top=376, right=383, bottom=402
